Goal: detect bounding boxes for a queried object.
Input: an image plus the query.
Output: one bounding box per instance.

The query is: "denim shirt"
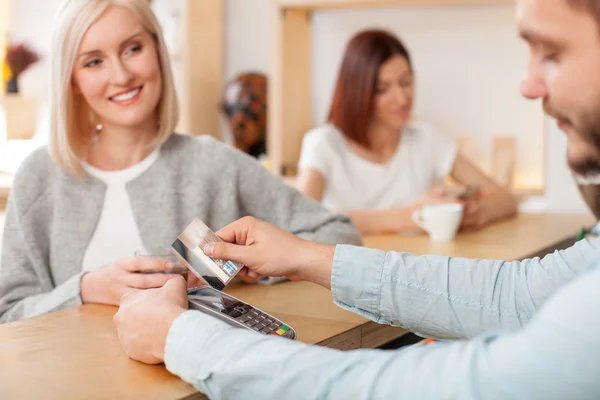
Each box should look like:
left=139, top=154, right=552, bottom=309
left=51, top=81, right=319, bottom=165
left=165, top=239, right=600, bottom=399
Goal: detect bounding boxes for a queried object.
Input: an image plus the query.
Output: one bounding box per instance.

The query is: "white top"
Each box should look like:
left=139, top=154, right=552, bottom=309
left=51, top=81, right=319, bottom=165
left=81, top=148, right=160, bottom=271
left=298, top=122, right=457, bottom=211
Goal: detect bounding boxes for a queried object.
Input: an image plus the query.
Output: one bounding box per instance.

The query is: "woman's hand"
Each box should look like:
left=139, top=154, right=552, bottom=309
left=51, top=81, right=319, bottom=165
left=414, top=187, right=465, bottom=208
left=460, top=196, right=488, bottom=230
left=80, top=256, right=185, bottom=305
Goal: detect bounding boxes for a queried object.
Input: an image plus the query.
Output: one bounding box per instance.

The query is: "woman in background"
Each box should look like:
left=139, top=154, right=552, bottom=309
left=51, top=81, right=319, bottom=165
left=297, top=29, right=517, bottom=234
left=0, top=0, right=360, bottom=324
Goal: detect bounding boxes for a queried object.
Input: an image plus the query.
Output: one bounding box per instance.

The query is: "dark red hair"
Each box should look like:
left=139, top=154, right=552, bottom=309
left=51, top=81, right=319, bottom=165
left=327, top=29, right=412, bottom=148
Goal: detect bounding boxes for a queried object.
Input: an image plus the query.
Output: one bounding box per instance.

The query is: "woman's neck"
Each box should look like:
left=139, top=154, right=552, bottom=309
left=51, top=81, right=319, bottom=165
left=368, top=122, right=402, bottom=153
left=345, top=122, right=403, bottom=164
left=86, top=119, right=159, bottom=171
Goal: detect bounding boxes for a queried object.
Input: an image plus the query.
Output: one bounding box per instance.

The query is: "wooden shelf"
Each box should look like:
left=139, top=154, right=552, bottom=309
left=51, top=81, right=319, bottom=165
left=278, top=0, right=513, bottom=11
left=268, top=6, right=311, bottom=176
left=178, top=0, right=224, bottom=139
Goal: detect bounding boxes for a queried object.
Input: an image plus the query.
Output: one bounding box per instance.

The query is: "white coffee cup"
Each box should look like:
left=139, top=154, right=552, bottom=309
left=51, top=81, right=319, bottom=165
left=411, top=203, right=464, bottom=242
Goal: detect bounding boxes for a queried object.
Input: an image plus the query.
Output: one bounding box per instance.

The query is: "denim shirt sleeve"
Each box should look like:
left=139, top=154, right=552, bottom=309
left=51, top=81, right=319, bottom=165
left=164, top=265, right=600, bottom=400
left=332, top=238, right=600, bottom=339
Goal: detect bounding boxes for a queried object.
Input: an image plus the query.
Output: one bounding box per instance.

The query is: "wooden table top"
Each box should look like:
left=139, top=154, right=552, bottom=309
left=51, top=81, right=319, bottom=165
left=365, top=213, right=594, bottom=259
left=0, top=212, right=594, bottom=399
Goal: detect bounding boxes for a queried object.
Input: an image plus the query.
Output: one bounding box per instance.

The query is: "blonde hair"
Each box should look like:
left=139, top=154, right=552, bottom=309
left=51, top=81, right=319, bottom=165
left=50, top=0, right=179, bottom=177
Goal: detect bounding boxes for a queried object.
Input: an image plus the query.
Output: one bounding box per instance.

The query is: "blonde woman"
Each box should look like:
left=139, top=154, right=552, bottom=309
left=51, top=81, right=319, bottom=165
left=0, top=0, right=361, bottom=323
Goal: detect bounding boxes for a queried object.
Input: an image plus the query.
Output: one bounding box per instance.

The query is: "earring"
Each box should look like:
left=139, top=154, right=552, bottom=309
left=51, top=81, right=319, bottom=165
left=95, top=124, right=103, bottom=132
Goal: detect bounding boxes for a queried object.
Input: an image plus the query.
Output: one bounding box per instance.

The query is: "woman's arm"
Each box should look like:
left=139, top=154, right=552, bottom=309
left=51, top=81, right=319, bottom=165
left=450, top=154, right=518, bottom=228
left=295, top=167, right=415, bottom=234
left=296, top=167, right=455, bottom=234
left=295, top=167, right=326, bottom=202
left=0, top=192, right=85, bottom=323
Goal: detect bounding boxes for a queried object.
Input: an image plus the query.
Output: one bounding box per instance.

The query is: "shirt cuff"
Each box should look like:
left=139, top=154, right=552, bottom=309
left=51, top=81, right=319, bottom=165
left=331, top=244, right=387, bottom=322
left=164, top=310, right=232, bottom=385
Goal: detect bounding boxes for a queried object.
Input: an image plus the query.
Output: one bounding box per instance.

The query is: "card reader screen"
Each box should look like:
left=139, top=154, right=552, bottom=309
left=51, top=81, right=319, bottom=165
left=188, top=287, right=243, bottom=314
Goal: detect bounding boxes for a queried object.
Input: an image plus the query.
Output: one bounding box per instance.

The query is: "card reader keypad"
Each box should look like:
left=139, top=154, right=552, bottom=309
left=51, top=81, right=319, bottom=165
left=221, top=301, right=294, bottom=338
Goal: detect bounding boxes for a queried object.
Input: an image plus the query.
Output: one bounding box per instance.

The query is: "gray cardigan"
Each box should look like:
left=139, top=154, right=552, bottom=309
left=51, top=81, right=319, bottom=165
left=0, top=134, right=362, bottom=323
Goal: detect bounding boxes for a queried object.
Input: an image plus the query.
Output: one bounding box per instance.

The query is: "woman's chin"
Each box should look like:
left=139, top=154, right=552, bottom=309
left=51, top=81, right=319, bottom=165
left=385, top=119, right=409, bottom=131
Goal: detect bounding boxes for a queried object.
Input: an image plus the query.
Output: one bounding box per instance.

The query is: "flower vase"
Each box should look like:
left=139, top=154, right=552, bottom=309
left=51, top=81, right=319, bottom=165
left=6, top=76, right=18, bottom=93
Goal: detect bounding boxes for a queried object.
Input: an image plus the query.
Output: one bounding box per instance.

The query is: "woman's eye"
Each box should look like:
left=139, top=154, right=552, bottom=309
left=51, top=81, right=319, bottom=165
left=84, top=59, right=102, bottom=68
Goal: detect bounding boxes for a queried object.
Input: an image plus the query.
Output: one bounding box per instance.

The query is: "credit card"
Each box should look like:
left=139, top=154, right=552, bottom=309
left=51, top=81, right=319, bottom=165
left=171, top=218, right=243, bottom=290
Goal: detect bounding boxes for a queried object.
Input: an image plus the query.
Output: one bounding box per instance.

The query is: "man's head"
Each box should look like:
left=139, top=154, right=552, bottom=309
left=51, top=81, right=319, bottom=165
left=518, top=0, right=600, bottom=179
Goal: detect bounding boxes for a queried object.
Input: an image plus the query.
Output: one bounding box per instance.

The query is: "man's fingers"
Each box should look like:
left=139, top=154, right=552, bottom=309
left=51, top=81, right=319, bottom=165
left=202, top=242, right=252, bottom=266
left=114, top=288, right=142, bottom=326
left=238, top=274, right=260, bottom=284
left=214, top=216, right=257, bottom=244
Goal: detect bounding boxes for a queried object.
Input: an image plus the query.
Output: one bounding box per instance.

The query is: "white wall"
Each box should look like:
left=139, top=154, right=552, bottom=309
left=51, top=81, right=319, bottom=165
left=222, top=0, right=272, bottom=143
left=225, top=0, right=271, bottom=79
left=223, top=1, right=590, bottom=214
left=151, top=0, right=186, bottom=106
left=7, top=0, right=592, bottom=214
left=8, top=0, right=59, bottom=103
left=8, top=0, right=62, bottom=140
left=311, top=5, right=544, bottom=189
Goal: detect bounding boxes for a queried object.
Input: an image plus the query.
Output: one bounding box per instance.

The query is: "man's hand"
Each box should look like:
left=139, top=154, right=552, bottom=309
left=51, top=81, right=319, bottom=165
left=113, top=277, right=188, bottom=364
left=203, top=217, right=336, bottom=289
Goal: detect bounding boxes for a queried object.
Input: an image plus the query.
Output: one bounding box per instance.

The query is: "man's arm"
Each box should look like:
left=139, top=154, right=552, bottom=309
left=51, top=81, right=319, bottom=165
left=165, top=265, right=600, bottom=399
left=332, top=238, right=600, bottom=339
left=203, top=217, right=600, bottom=339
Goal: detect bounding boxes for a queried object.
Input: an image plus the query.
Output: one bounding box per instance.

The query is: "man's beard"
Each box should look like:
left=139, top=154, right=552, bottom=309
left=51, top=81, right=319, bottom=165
left=545, top=99, right=600, bottom=179
left=567, top=141, right=600, bottom=183
left=544, top=100, right=600, bottom=147
left=571, top=160, right=600, bottom=185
